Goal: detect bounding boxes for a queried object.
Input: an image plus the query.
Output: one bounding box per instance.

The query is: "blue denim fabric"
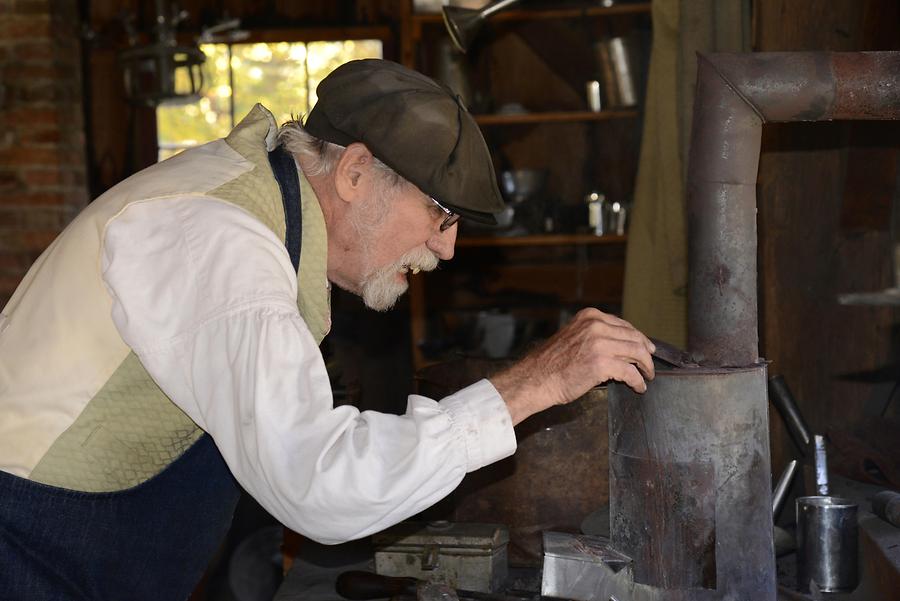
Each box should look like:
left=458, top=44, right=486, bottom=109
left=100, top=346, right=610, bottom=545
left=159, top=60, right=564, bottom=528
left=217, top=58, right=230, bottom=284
left=0, top=434, right=240, bottom=601
left=268, top=145, right=302, bottom=273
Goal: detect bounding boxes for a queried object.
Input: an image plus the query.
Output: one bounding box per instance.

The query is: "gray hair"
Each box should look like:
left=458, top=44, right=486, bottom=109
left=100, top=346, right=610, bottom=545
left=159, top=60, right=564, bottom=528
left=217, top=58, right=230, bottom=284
left=279, top=117, right=417, bottom=236
left=278, top=118, right=408, bottom=196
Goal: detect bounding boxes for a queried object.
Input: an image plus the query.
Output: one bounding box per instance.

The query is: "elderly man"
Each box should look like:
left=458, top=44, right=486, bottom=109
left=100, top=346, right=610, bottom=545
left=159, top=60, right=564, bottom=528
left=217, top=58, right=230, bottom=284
left=0, top=59, right=654, bottom=600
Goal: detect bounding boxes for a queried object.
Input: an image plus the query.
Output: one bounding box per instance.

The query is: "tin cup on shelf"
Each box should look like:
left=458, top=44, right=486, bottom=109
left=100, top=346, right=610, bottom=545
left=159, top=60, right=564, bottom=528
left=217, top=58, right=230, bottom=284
left=586, top=80, right=602, bottom=112
left=585, top=191, right=607, bottom=236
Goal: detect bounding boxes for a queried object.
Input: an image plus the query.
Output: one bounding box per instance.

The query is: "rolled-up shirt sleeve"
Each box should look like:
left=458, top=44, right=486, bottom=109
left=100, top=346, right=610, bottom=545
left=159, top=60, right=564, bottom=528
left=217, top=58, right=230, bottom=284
left=100, top=196, right=517, bottom=543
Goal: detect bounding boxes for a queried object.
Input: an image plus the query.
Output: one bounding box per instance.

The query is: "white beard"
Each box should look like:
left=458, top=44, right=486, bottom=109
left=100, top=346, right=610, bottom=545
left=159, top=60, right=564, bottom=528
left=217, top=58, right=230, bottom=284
left=360, top=246, right=439, bottom=311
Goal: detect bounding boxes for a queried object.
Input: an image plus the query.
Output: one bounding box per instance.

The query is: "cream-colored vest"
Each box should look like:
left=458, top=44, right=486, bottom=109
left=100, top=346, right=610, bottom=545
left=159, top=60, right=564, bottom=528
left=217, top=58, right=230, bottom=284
left=0, top=105, right=330, bottom=491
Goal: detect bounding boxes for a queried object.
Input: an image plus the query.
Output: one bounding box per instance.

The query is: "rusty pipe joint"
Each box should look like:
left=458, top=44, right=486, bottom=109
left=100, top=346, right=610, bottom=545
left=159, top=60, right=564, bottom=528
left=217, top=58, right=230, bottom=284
left=687, top=52, right=900, bottom=367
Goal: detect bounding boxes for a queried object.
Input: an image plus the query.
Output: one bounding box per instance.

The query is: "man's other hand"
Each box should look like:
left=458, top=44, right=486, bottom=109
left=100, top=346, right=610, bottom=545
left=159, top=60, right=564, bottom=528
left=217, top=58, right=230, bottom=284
left=489, top=308, right=655, bottom=425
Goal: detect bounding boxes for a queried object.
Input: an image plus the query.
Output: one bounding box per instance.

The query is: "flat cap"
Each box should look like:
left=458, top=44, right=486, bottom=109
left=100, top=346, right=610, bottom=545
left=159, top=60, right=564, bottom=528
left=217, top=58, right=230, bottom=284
left=305, top=59, right=504, bottom=224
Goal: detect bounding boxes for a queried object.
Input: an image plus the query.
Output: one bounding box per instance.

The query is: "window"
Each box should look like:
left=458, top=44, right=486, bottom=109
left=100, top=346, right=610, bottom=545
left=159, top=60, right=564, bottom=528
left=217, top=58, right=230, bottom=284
left=157, top=40, right=383, bottom=161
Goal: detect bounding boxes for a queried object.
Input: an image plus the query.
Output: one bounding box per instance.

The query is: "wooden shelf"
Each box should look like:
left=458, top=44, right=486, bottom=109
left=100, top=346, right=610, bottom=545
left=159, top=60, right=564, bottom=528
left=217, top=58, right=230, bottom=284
left=403, top=0, right=645, bottom=372
left=179, top=26, right=394, bottom=45
left=474, top=109, right=638, bottom=126
left=411, top=2, right=651, bottom=25
left=406, top=1, right=652, bottom=48
left=457, top=234, right=626, bottom=248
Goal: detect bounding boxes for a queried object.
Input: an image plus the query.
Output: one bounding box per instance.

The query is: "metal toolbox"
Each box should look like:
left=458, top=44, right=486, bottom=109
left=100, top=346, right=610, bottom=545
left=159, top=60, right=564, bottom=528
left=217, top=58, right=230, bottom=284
left=373, top=521, right=508, bottom=593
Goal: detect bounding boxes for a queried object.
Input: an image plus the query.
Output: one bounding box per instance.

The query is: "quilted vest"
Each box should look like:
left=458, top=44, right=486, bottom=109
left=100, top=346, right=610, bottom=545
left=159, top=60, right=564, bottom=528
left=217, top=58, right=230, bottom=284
left=0, top=104, right=330, bottom=492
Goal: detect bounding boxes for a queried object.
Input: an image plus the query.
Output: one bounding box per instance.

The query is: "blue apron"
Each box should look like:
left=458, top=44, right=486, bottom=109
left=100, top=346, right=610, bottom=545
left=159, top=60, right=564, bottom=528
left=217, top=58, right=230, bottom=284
left=0, top=145, right=304, bottom=600
left=0, top=434, right=240, bottom=600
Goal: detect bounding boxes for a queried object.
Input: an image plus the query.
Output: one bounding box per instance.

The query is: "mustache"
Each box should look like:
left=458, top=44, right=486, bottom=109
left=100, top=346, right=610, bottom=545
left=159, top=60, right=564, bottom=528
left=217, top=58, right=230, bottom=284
left=401, top=246, right=439, bottom=272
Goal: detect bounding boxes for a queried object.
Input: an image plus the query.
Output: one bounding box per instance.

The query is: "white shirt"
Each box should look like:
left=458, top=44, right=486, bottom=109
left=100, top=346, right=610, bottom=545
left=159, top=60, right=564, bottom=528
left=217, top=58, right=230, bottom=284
left=100, top=195, right=517, bottom=544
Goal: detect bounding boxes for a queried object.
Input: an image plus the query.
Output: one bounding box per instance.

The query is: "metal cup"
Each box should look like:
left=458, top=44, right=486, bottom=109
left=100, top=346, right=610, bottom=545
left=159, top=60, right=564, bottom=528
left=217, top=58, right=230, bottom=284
left=796, top=496, right=858, bottom=593
left=586, top=80, right=602, bottom=112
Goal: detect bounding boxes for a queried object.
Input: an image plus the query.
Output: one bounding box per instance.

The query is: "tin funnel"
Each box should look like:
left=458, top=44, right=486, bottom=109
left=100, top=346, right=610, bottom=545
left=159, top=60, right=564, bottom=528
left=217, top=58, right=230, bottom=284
left=442, top=0, right=523, bottom=53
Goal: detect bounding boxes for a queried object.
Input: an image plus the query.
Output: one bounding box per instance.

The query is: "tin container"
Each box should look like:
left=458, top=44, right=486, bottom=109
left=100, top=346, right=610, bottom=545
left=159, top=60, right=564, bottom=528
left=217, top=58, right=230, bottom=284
left=373, top=521, right=508, bottom=593
left=586, top=80, right=603, bottom=112
left=608, top=365, right=776, bottom=597
left=796, top=496, right=859, bottom=593
left=586, top=191, right=608, bottom=236
left=541, top=531, right=633, bottom=601
left=595, top=37, right=639, bottom=108
left=412, top=0, right=443, bottom=13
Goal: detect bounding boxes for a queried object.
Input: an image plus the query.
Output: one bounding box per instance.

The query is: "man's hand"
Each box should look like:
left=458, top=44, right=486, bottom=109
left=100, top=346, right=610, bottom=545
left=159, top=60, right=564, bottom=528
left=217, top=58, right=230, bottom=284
left=489, top=308, right=655, bottom=425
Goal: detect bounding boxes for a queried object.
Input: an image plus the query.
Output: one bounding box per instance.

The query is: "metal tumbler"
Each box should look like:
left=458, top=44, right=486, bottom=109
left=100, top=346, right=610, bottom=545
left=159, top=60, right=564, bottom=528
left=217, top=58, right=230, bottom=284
left=796, top=496, right=858, bottom=593
left=586, top=80, right=602, bottom=112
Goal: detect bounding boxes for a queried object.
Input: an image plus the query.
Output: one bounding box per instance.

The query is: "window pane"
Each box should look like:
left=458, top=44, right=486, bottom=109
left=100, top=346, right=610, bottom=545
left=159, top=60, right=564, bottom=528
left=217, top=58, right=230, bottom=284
left=306, top=40, right=383, bottom=108
left=157, top=39, right=384, bottom=162
left=156, top=44, right=232, bottom=161
left=231, top=42, right=309, bottom=127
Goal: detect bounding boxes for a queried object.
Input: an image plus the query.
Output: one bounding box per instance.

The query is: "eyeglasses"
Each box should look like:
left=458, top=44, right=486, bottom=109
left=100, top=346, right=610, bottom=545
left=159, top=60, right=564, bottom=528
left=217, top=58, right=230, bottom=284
left=429, top=197, right=461, bottom=232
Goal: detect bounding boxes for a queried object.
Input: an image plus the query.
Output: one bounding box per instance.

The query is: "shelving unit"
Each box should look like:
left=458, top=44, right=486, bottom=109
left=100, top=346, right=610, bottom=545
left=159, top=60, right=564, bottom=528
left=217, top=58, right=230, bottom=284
left=401, top=1, right=650, bottom=369
left=402, top=3, right=652, bottom=66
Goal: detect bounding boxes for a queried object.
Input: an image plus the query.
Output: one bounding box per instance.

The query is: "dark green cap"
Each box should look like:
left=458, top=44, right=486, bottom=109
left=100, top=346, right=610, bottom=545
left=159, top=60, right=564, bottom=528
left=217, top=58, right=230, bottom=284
left=305, top=59, right=504, bottom=224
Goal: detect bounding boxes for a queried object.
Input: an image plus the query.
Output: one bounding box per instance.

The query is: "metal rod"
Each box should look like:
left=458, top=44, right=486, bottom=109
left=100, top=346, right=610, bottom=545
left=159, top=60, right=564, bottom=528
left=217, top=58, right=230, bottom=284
left=814, top=435, right=829, bottom=496
left=772, top=459, right=798, bottom=517
left=768, top=375, right=812, bottom=455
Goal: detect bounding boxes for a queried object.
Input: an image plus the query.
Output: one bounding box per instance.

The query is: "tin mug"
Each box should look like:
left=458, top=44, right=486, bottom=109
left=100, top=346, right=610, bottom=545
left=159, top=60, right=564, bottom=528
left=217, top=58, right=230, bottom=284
left=586, top=80, right=602, bottom=112
left=796, top=496, right=858, bottom=593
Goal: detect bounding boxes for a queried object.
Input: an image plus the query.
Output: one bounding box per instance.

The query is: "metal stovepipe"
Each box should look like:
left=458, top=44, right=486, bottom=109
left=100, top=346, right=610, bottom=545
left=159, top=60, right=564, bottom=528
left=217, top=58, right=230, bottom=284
left=605, top=51, right=900, bottom=601
left=687, top=52, right=900, bottom=367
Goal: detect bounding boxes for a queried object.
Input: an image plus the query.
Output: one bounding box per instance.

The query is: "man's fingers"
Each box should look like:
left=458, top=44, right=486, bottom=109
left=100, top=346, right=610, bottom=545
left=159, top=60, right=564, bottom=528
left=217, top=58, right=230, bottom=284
left=614, top=362, right=647, bottom=394
left=595, top=344, right=651, bottom=391
left=592, top=338, right=655, bottom=381
left=597, top=311, right=631, bottom=327
left=581, top=315, right=655, bottom=354
left=628, top=341, right=655, bottom=380
left=631, top=354, right=655, bottom=381
left=552, top=308, right=657, bottom=396
left=609, top=321, right=655, bottom=354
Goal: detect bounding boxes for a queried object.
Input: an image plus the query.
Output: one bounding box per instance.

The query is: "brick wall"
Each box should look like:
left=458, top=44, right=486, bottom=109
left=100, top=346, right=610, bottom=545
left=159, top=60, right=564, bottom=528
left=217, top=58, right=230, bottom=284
left=0, top=0, right=88, bottom=307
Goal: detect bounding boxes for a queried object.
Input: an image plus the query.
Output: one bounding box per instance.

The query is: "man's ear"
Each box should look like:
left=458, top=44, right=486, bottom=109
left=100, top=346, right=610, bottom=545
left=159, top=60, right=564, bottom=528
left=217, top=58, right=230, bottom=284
left=334, top=142, right=374, bottom=205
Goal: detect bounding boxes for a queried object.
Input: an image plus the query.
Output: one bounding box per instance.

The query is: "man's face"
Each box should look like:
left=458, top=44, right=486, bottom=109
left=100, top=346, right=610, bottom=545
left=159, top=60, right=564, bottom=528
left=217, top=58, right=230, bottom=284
left=351, top=180, right=458, bottom=311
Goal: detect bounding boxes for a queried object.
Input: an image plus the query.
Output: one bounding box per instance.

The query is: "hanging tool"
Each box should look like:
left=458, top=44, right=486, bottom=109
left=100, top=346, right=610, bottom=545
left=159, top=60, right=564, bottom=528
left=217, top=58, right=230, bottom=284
left=768, top=375, right=812, bottom=456
left=773, top=459, right=799, bottom=517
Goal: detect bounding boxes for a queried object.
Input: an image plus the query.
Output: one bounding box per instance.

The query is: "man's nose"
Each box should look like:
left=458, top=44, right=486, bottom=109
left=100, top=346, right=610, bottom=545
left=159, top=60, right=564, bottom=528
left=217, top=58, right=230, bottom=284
left=427, top=223, right=457, bottom=261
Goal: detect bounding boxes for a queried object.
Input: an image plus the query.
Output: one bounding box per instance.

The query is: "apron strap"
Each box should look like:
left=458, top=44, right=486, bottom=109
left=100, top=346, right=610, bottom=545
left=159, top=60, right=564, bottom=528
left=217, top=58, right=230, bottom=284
left=268, top=145, right=303, bottom=272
